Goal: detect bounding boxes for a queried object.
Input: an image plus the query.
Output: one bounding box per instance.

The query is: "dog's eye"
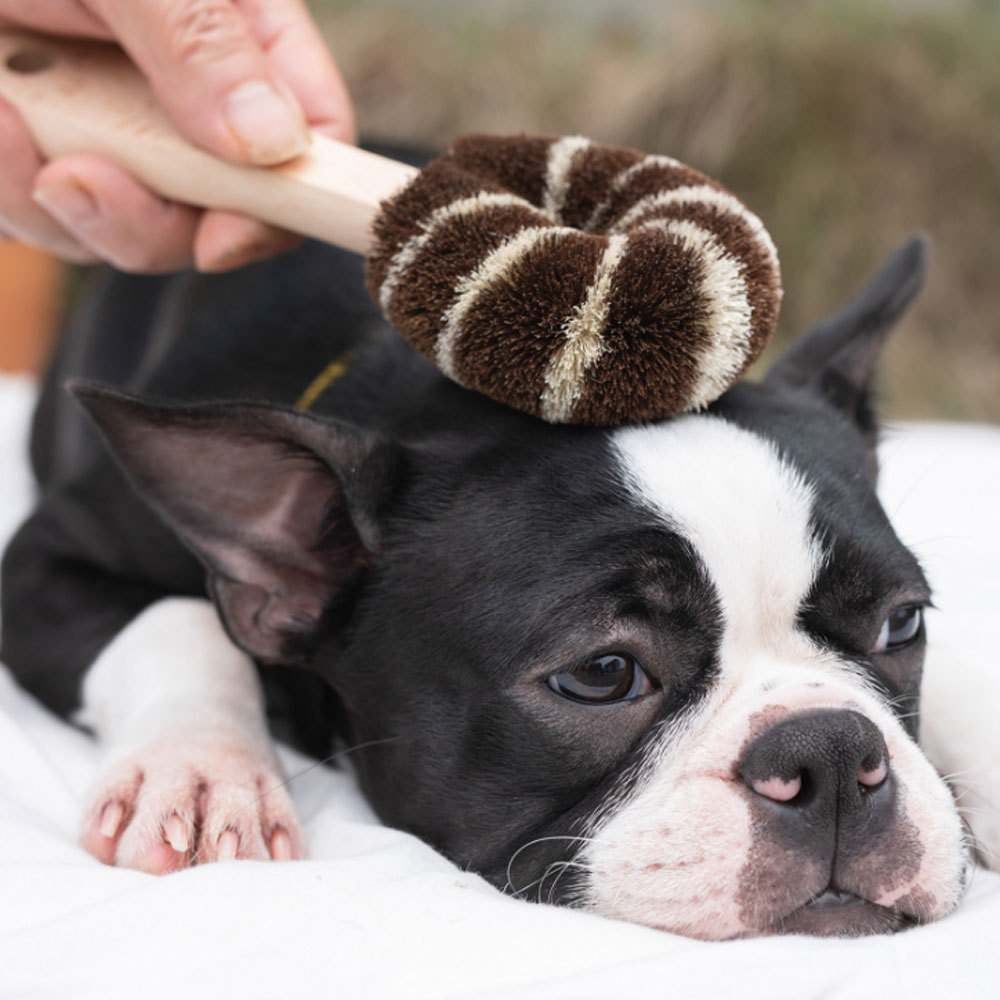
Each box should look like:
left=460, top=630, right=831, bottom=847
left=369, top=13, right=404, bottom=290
left=872, top=606, right=923, bottom=654
left=547, top=653, right=653, bottom=705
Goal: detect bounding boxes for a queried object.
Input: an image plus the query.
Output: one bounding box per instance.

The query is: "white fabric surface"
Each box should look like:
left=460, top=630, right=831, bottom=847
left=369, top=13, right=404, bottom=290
left=1, top=372, right=998, bottom=1000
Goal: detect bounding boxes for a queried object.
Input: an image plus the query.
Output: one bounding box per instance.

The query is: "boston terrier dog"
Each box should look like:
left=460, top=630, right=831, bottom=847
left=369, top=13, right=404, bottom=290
left=0, top=234, right=974, bottom=939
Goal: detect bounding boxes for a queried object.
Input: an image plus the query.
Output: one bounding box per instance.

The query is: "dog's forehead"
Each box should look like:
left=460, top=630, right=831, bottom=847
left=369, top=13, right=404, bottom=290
left=610, top=415, right=821, bottom=647
left=397, top=411, right=828, bottom=670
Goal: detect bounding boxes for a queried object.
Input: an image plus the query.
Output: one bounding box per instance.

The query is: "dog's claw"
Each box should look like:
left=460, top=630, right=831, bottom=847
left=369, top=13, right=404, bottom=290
left=80, top=800, right=126, bottom=865
left=99, top=800, right=124, bottom=839
left=217, top=829, right=239, bottom=861
left=164, top=813, right=190, bottom=853
left=270, top=827, right=292, bottom=860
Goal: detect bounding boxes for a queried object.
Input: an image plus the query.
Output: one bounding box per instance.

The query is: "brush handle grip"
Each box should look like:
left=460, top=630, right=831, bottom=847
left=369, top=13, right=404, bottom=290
left=0, top=31, right=417, bottom=255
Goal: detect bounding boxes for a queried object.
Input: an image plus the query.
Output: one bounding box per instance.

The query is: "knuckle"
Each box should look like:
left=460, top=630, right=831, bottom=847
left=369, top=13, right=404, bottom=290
left=100, top=207, right=197, bottom=273
left=164, top=0, right=248, bottom=67
left=60, top=243, right=103, bottom=266
left=106, top=239, right=186, bottom=274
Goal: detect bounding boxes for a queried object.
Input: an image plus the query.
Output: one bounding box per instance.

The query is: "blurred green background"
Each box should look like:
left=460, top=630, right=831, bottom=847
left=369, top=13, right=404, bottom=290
left=309, top=0, right=1000, bottom=423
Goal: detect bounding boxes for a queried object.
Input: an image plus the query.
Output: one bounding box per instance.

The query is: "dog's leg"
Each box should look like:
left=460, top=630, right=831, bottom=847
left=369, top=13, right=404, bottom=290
left=77, top=597, right=306, bottom=873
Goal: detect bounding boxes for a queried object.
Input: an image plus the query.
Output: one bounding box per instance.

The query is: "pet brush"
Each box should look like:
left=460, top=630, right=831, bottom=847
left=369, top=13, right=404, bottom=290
left=0, top=31, right=782, bottom=426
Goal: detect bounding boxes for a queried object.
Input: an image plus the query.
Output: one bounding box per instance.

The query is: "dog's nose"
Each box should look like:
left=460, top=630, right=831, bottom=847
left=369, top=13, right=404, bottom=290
left=738, top=709, right=892, bottom=835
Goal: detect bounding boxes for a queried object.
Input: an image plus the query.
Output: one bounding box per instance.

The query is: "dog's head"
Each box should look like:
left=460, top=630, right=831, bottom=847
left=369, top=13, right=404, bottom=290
left=78, top=236, right=970, bottom=938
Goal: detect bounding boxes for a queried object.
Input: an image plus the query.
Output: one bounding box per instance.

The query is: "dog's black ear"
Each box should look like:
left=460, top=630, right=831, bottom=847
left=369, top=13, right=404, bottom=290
left=71, top=384, right=398, bottom=665
left=764, top=235, right=927, bottom=438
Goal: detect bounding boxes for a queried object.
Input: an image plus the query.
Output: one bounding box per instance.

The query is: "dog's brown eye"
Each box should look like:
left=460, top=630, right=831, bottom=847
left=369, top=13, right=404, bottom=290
left=547, top=654, right=653, bottom=705
left=872, top=606, right=923, bottom=654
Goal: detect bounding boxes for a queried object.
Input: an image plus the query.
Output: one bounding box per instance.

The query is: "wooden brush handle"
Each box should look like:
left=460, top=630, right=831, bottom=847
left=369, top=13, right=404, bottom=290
left=0, top=31, right=418, bottom=255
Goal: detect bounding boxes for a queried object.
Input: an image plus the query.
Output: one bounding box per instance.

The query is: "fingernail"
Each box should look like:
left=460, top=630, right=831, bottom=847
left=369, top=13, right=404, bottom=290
left=224, top=79, right=309, bottom=164
left=33, top=178, right=99, bottom=227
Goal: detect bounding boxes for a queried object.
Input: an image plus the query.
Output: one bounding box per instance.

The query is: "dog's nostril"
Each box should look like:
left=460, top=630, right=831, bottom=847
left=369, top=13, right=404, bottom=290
left=738, top=709, right=890, bottom=817
left=750, top=774, right=802, bottom=802
left=857, top=756, right=889, bottom=790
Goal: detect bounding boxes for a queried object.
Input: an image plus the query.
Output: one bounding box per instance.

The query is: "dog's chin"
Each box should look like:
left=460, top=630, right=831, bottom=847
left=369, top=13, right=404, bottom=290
left=764, top=890, right=915, bottom=938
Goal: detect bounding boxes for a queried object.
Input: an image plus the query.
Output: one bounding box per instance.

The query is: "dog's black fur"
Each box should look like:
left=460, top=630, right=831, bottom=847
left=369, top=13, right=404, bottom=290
left=0, top=229, right=943, bottom=921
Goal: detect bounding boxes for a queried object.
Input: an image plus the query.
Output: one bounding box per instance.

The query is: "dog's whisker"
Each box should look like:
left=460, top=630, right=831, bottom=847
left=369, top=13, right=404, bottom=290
left=504, top=833, right=596, bottom=895
left=537, top=861, right=563, bottom=904
left=536, top=861, right=565, bottom=904
left=900, top=534, right=981, bottom=549
left=503, top=834, right=596, bottom=897
left=530, top=859, right=590, bottom=908
left=609, top=865, right=640, bottom=914
left=939, top=769, right=977, bottom=782
left=183, top=738, right=397, bottom=864
left=959, top=822, right=998, bottom=867
left=956, top=805, right=1000, bottom=819
left=541, top=860, right=589, bottom=905
left=941, top=772, right=980, bottom=793
left=258, top=736, right=403, bottom=802
left=881, top=458, right=940, bottom=530
left=954, top=805, right=997, bottom=862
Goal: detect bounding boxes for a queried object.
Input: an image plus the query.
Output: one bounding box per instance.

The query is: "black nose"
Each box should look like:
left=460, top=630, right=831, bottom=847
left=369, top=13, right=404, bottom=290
left=738, top=709, right=893, bottom=846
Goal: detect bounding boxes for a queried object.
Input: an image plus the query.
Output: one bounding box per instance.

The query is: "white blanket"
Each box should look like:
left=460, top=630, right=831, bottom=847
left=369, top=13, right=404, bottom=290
left=1, top=372, right=997, bottom=1000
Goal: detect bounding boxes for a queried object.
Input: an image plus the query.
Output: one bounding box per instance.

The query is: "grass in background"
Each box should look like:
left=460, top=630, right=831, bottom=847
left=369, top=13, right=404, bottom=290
left=312, top=0, right=1000, bottom=422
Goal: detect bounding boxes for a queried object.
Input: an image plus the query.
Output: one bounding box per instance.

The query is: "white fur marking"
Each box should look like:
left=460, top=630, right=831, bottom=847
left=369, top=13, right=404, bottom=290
left=575, top=420, right=968, bottom=937
left=77, top=598, right=304, bottom=869
left=613, top=417, right=821, bottom=655
left=78, top=597, right=269, bottom=747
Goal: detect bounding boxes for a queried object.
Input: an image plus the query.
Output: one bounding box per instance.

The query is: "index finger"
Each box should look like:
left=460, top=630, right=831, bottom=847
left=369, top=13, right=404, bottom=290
left=83, top=0, right=311, bottom=165
left=0, top=1, right=111, bottom=38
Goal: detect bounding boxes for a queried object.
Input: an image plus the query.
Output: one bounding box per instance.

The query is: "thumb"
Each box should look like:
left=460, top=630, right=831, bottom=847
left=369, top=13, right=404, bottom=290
left=85, top=0, right=311, bottom=165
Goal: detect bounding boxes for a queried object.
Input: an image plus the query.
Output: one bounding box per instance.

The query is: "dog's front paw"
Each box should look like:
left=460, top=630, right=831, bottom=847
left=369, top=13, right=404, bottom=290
left=79, top=736, right=306, bottom=874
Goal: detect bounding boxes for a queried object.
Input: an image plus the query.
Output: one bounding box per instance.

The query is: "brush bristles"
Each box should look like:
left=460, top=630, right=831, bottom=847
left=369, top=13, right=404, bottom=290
left=366, top=134, right=782, bottom=425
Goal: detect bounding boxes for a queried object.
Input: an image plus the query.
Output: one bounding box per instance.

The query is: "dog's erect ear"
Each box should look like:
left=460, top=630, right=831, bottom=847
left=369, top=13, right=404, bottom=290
left=71, top=383, right=399, bottom=665
left=764, top=235, right=927, bottom=437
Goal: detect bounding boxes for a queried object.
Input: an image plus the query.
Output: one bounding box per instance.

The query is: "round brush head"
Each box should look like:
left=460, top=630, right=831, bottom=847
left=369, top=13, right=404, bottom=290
left=366, top=134, right=782, bottom=426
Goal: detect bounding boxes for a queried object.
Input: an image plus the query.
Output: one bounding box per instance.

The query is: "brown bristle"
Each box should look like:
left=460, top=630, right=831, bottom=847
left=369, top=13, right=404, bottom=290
left=366, top=134, right=782, bottom=425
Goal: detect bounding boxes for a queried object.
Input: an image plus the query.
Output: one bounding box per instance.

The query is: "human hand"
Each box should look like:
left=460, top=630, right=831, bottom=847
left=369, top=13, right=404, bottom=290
left=0, top=0, right=356, bottom=272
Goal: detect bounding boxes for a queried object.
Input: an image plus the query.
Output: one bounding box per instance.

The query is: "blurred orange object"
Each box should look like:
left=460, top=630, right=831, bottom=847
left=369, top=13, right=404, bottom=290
left=0, top=242, right=63, bottom=374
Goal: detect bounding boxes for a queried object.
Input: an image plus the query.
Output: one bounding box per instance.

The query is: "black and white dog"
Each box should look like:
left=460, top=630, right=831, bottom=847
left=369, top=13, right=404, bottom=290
left=0, top=234, right=978, bottom=938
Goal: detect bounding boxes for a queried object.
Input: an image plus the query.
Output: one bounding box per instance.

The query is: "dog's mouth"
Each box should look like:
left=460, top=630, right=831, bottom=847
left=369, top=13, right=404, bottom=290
left=770, top=887, right=916, bottom=937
